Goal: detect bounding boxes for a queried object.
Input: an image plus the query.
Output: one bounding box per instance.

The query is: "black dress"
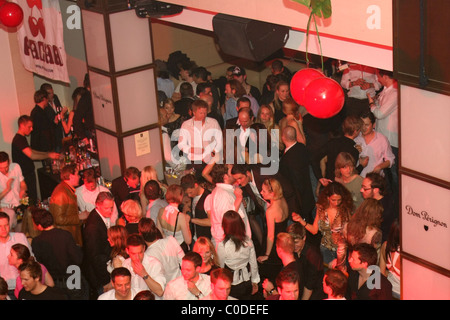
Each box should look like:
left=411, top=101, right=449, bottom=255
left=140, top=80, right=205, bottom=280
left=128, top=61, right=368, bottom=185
left=164, top=115, right=185, bottom=149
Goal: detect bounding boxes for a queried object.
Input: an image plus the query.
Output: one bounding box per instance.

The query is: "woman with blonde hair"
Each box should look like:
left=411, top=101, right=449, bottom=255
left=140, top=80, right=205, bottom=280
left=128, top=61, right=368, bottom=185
left=257, top=178, right=289, bottom=282
left=255, top=104, right=281, bottom=152
left=157, top=184, right=192, bottom=252
left=256, top=104, right=279, bottom=135
left=193, top=236, right=220, bottom=275
left=334, top=152, right=364, bottom=211
left=279, top=97, right=306, bottom=145
left=106, top=225, right=129, bottom=272
left=117, top=199, right=143, bottom=235
left=139, top=165, right=167, bottom=210
left=269, top=80, right=290, bottom=124
left=163, top=98, right=184, bottom=149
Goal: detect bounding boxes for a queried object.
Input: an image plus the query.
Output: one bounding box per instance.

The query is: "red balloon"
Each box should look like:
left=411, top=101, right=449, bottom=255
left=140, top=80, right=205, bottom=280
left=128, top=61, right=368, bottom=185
left=0, top=2, right=24, bottom=28
left=303, top=77, right=345, bottom=119
left=290, top=68, right=324, bottom=106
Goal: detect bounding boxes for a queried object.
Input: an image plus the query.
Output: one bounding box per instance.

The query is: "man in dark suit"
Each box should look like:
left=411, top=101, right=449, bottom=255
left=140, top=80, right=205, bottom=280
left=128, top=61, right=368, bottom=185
left=280, top=126, right=316, bottom=221
left=280, top=126, right=318, bottom=247
left=110, top=166, right=140, bottom=218
left=82, top=191, right=114, bottom=298
left=30, top=89, right=55, bottom=153
left=41, top=83, right=66, bottom=152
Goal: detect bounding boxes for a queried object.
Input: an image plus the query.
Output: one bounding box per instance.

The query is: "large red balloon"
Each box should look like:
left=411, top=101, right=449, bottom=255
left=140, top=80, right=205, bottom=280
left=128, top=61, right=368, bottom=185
left=0, top=2, right=24, bottom=28
left=303, top=77, right=345, bottom=119
left=290, top=68, right=324, bottom=106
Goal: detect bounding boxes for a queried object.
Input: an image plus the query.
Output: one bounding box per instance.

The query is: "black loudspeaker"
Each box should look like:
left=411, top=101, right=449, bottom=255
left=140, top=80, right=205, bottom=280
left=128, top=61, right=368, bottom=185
left=212, top=14, right=290, bottom=62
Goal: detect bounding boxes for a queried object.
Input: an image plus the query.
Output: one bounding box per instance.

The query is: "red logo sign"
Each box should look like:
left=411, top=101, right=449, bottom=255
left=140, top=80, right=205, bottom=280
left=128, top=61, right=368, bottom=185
left=27, top=0, right=45, bottom=38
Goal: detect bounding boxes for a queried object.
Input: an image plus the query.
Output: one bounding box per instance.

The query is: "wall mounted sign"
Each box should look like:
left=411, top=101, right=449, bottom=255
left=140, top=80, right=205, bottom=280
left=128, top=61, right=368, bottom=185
left=16, top=0, right=69, bottom=82
left=135, top=131, right=151, bottom=157
left=401, top=174, right=450, bottom=271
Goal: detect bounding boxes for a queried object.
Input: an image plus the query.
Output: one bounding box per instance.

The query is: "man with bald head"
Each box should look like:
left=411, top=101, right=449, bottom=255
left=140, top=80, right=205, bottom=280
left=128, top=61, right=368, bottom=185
left=225, top=96, right=252, bottom=130
left=280, top=126, right=316, bottom=237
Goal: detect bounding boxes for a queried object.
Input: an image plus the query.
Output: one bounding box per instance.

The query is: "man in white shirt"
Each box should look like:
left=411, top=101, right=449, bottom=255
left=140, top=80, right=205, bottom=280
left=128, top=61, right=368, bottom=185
left=122, top=234, right=166, bottom=299
left=163, top=251, right=211, bottom=300
left=177, top=99, right=223, bottom=172
left=368, top=69, right=399, bottom=196
left=236, top=107, right=254, bottom=163
left=0, top=212, right=32, bottom=298
left=75, top=168, right=118, bottom=225
left=0, top=152, right=27, bottom=229
left=98, top=267, right=139, bottom=300
left=354, top=111, right=395, bottom=177
left=207, top=164, right=251, bottom=247
left=139, top=217, right=184, bottom=283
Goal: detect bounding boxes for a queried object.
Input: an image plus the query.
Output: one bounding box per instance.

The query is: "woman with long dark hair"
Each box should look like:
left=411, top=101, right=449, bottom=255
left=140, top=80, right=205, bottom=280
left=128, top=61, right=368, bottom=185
left=8, top=243, right=54, bottom=298
left=335, top=198, right=383, bottom=272
left=293, top=182, right=353, bottom=265
left=106, top=225, right=129, bottom=273
left=217, top=210, right=260, bottom=300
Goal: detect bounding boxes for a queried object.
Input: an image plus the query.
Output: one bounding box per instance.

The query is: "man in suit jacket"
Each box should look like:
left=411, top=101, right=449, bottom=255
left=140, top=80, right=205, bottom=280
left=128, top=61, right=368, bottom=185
left=280, top=126, right=316, bottom=224
left=82, top=191, right=115, bottom=297
left=49, top=164, right=85, bottom=246
left=280, top=126, right=319, bottom=248
left=30, top=89, right=54, bottom=153
left=41, top=83, right=66, bottom=152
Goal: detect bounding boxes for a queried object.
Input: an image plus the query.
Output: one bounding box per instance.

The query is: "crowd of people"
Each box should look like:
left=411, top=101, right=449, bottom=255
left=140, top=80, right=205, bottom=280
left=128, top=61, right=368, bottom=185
left=0, top=59, right=400, bottom=301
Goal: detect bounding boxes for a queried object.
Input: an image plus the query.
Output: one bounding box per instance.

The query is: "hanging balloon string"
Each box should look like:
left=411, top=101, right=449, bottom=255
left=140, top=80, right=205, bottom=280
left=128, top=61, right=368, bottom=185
left=305, top=8, right=324, bottom=72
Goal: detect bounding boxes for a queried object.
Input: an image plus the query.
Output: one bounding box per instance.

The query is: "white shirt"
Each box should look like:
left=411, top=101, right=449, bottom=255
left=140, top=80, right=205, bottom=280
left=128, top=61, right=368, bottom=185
left=340, top=64, right=381, bottom=99
left=371, top=85, right=398, bottom=148
left=145, top=236, right=184, bottom=282
left=122, top=254, right=166, bottom=300
left=0, top=163, right=24, bottom=208
left=354, top=131, right=395, bottom=177
left=75, top=184, right=118, bottom=225
left=178, top=117, right=223, bottom=163
left=217, top=239, right=260, bottom=285
left=238, top=126, right=251, bottom=151
left=95, top=209, right=111, bottom=229
left=97, top=288, right=139, bottom=300
left=208, top=183, right=251, bottom=245
left=163, top=273, right=211, bottom=300
left=0, top=232, right=32, bottom=289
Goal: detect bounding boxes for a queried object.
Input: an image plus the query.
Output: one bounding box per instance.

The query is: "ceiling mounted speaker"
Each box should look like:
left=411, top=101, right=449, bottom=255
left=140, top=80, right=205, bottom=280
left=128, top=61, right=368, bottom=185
left=212, top=14, right=290, bottom=62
